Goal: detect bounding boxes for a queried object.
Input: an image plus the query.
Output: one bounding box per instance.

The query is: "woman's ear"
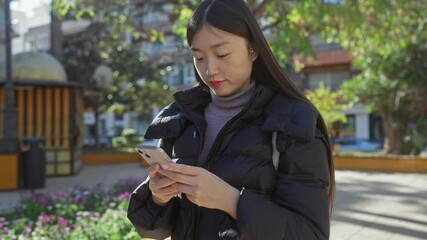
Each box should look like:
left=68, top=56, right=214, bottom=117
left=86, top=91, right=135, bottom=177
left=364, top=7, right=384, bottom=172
left=249, top=46, right=259, bottom=61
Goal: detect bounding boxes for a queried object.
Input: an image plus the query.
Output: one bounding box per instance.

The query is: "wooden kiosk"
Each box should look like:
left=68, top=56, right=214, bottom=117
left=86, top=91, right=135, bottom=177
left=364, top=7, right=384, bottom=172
left=0, top=52, right=85, bottom=184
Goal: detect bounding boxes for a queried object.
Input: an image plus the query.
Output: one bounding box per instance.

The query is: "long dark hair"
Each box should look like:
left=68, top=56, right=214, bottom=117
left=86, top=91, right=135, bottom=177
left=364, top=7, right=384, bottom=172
left=186, top=0, right=335, bottom=212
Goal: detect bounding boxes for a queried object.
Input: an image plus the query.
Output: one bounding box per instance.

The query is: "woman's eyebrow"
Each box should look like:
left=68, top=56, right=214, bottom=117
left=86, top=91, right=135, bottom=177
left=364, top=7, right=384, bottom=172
left=190, top=41, right=232, bottom=52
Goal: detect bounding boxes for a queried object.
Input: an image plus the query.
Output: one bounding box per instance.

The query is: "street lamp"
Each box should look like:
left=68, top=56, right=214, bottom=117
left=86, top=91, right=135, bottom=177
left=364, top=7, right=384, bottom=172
left=1, top=0, right=18, bottom=153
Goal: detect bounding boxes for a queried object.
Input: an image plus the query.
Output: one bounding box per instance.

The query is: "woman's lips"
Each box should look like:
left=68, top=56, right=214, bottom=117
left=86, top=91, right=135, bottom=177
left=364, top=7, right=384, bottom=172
left=210, top=80, right=225, bottom=89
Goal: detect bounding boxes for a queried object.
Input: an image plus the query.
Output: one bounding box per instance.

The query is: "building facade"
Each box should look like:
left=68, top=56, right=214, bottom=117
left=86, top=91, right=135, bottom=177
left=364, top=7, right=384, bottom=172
left=293, top=35, right=384, bottom=142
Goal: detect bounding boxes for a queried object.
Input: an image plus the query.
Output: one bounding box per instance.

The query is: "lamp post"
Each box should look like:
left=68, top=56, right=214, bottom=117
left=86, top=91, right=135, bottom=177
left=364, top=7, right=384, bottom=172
left=1, top=0, right=18, bottom=153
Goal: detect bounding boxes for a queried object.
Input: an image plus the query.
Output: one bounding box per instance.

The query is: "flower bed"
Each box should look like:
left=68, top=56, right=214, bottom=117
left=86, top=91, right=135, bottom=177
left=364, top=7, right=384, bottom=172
left=0, top=178, right=141, bottom=239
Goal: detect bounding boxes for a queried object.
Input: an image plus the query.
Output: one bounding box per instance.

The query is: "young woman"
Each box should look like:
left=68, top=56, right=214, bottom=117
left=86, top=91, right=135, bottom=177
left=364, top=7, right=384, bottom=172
left=128, top=0, right=335, bottom=239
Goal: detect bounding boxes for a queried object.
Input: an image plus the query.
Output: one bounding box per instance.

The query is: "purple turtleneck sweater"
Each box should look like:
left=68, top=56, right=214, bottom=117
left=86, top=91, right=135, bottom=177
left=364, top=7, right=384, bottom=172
left=198, top=81, right=256, bottom=166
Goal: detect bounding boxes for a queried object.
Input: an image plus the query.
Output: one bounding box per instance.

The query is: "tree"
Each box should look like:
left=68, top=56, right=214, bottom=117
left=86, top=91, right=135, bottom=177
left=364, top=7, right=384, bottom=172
left=61, top=22, right=104, bottom=84
left=171, top=0, right=323, bottom=64
left=306, top=82, right=347, bottom=141
left=313, top=0, right=427, bottom=154
left=204, top=0, right=427, bottom=154
left=53, top=0, right=427, bottom=154
left=55, top=0, right=334, bottom=121
left=52, top=0, right=175, bottom=122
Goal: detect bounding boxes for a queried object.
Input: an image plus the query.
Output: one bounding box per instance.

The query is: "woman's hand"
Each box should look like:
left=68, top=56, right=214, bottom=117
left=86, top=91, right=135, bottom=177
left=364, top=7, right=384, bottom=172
left=148, top=163, right=181, bottom=206
left=158, top=163, right=240, bottom=219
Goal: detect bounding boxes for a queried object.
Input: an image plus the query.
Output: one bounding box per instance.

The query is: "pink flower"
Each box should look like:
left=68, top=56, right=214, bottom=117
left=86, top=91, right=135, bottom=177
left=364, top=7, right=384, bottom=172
left=53, top=191, right=66, bottom=198
left=38, top=196, right=49, bottom=204
left=39, top=214, right=51, bottom=226
left=25, top=224, right=33, bottom=237
left=71, top=223, right=78, bottom=230
left=58, top=217, right=68, bottom=228
left=118, top=192, right=131, bottom=201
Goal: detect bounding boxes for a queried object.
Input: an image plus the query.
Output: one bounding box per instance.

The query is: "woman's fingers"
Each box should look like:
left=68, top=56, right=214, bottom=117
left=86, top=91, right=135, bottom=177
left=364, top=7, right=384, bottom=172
left=152, top=185, right=180, bottom=206
left=152, top=185, right=181, bottom=197
left=147, top=163, right=161, bottom=179
left=152, top=163, right=237, bottom=215
left=158, top=168, right=197, bottom=186
left=150, top=175, right=176, bottom=190
left=149, top=169, right=181, bottom=205
left=161, top=163, right=201, bottom=175
left=172, top=182, right=196, bottom=196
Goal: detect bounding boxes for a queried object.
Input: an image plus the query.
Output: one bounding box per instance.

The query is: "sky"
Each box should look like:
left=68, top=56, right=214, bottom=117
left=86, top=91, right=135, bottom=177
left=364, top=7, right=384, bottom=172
left=10, top=0, right=51, bottom=17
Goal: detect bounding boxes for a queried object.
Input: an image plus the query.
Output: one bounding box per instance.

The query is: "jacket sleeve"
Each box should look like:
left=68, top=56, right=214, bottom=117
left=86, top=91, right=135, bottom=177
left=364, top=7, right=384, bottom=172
left=127, top=179, right=178, bottom=239
left=236, top=130, right=331, bottom=240
left=127, top=138, right=178, bottom=239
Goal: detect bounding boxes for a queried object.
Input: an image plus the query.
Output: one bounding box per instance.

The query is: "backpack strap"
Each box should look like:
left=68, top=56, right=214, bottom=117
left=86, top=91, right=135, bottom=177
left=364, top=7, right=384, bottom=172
left=272, top=131, right=279, bottom=170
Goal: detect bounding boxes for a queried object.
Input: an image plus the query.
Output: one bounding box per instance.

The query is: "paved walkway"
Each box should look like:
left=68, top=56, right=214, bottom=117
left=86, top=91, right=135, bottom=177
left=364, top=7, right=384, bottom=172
left=1, top=163, right=426, bottom=239
left=331, top=170, right=427, bottom=240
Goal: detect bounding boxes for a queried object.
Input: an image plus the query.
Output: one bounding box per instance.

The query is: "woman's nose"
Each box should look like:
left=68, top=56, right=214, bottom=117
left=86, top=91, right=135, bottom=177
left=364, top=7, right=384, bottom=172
left=205, top=59, right=219, bottom=76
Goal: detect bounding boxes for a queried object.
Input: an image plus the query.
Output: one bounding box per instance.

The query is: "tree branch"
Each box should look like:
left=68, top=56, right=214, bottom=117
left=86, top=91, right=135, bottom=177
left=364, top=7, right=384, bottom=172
left=253, top=0, right=271, bottom=18
left=261, top=18, right=281, bottom=31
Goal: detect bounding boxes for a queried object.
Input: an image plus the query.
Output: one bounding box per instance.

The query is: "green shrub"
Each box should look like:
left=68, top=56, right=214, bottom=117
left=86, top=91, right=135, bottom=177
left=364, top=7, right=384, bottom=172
left=112, top=128, right=144, bottom=148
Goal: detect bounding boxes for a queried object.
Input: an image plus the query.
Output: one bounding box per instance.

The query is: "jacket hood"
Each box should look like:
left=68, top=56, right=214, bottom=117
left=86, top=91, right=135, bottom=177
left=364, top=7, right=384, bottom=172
left=144, top=85, right=209, bottom=139
left=145, top=84, right=319, bottom=142
left=262, top=94, right=319, bottom=142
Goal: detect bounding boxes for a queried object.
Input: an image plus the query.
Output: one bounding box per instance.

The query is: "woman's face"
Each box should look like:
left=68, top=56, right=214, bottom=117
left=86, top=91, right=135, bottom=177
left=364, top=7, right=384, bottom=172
left=190, top=26, right=258, bottom=97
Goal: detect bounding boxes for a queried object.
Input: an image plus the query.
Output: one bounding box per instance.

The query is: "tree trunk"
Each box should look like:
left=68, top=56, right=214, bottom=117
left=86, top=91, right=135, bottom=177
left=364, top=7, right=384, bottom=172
left=380, top=108, right=404, bottom=154
left=378, top=89, right=425, bottom=154
left=382, top=119, right=401, bottom=154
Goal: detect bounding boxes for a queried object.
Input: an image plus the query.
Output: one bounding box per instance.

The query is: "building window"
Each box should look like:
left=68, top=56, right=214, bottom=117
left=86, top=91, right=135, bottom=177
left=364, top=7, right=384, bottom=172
left=340, top=114, right=356, bottom=137
left=114, top=114, right=124, bottom=121
left=308, top=71, right=350, bottom=91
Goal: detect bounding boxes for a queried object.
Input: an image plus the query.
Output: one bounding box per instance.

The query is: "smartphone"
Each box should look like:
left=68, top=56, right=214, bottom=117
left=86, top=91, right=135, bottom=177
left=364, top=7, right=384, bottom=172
left=135, top=145, right=172, bottom=165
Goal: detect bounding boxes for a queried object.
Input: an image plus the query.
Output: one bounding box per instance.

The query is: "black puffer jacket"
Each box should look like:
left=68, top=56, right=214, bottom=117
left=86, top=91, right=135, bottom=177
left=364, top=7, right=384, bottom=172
left=127, top=84, right=331, bottom=240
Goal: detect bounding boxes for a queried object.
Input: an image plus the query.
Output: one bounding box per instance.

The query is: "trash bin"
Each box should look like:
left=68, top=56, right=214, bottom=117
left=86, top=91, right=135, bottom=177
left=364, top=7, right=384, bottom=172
left=22, top=137, right=46, bottom=189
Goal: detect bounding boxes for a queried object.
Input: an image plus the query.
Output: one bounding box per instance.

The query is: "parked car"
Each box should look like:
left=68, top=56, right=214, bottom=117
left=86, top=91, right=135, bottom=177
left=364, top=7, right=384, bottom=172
left=334, top=137, right=383, bottom=152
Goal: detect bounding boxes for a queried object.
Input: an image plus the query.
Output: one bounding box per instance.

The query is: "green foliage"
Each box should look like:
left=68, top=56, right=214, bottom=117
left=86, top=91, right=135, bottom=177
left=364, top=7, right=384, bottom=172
left=53, top=0, right=427, bottom=153
left=67, top=210, right=138, bottom=240
left=172, top=7, right=194, bottom=46
left=62, top=22, right=104, bottom=85
left=122, top=128, right=137, bottom=137
left=112, top=128, right=144, bottom=148
left=1, top=210, right=138, bottom=240
left=306, top=82, right=347, bottom=130
left=341, top=68, right=400, bottom=112
left=53, top=0, right=176, bottom=121
left=100, top=40, right=175, bottom=121
left=402, top=116, right=427, bottom=155
left=172, top=0, right=322, bottom=66
left=315, top=0, right=427, bottom=154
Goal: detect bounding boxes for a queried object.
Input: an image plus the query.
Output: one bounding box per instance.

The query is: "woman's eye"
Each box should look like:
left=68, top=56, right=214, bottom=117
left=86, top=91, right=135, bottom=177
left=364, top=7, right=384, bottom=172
left=217, top=54, right=229, bottom=58
left=194, top=57, right=204, bottom=61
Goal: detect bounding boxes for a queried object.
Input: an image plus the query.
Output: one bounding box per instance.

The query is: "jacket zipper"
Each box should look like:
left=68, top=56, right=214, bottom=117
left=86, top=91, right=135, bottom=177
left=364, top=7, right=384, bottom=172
left=175, top=90, right=259, bottom=239
left=173, top=101, right=205, bottom=154
left=203, top=92, right=259, bottom=170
